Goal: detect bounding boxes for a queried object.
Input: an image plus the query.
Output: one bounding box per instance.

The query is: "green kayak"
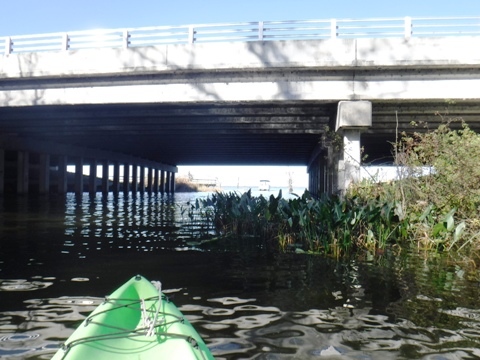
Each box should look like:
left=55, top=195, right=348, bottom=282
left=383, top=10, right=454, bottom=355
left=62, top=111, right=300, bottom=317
left=52, top=275, right=215, bottom=359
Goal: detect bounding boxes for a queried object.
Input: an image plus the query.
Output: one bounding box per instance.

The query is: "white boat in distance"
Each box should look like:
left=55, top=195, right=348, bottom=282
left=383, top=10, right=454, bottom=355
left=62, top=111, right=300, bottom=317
left=259, top=180, right=270, bottom=191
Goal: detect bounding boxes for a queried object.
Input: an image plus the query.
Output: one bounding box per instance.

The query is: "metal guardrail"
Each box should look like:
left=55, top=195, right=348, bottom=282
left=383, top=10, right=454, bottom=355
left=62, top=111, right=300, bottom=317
left=1, top=16, right=480, bottom=55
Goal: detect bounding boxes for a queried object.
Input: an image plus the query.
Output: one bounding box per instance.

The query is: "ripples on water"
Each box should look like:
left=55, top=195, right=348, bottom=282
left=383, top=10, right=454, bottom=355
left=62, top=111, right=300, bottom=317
left=1, top=192, right=480, bottom=359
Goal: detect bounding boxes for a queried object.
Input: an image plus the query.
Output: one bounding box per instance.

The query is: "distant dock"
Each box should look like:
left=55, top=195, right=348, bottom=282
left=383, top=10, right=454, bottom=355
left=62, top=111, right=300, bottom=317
left=190, top=178, right=219, bottom=187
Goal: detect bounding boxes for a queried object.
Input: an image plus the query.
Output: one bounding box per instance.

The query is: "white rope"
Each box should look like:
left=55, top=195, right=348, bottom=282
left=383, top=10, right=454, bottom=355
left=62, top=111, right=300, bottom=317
left=142, top=281, right=163, bottom=337
left=140, top=299, right=150, bottom=329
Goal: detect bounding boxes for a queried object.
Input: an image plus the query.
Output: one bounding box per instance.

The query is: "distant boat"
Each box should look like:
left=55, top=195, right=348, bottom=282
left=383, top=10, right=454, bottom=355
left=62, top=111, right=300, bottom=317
left=259, top=180, right=270, bottom=191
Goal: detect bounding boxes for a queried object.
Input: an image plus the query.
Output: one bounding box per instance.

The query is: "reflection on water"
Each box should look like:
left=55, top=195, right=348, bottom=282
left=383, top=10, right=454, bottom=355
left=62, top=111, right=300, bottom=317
left=62, top=192, right=183, bottom=253
left=0, top=192, right=480, bottom=359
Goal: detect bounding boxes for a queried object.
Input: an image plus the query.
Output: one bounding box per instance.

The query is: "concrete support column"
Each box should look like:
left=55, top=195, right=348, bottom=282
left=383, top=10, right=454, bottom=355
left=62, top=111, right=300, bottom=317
left=153, top=169, right=159, bottom=193
left=160, top=170, right=165, bottom=194
left=335, top=101, right=372, bottom=195
left=308, top=155, right=328, bottom=197
left=165, top=172, right=171, bottom=193
left=39, top=153, right=50, bottom=194
left=318, top=146, right=336, bottom=196
left=102, top=161, right=109, bottom=194
left=75, top=157, right=83, bottom=194
left=147, top=167, right=153, bottom=193
left=89, top=160, right=97, bottom=195
left=139, top=166, right=145, bottom=193
left=308, top=159, right=318, bottom=197
left=131, top=165, right=138, bottom=194
left=0, top=149, right=4, bottom=195
left=123, top=164, right=130, bottom=194
left=57, top=155, right=67, bottom=194
left=338, top=130, right=362, bottom=191
left=17, top=151, right=29, bottom=194
left=112, top=162, right=120, bottom=194
left=170, top=172, right=175, bottom=194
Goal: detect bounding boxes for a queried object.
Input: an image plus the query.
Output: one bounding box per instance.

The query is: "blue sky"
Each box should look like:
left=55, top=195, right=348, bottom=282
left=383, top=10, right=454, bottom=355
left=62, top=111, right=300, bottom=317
left=1, top=0, right=478, bottom=36
left=1, top=1, right=477, bottom=188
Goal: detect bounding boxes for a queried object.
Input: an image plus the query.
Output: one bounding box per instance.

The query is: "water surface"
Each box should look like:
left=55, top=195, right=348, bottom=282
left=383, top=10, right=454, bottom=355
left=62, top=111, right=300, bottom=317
left=0, top=191, right=479, bottom=359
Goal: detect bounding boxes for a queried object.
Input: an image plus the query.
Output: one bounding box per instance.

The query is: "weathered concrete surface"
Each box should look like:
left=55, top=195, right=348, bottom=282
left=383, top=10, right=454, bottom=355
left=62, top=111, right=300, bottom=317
left=1, top=37, right=480, bottom=108
left=336, top=101, right=372, bottom=131
left=1, top=37, right=480, bottom=77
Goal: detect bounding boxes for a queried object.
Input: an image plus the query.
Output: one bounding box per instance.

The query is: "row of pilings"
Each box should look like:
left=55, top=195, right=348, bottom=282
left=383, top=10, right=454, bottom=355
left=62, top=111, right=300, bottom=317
left=0, top=149, right=176, bottom=195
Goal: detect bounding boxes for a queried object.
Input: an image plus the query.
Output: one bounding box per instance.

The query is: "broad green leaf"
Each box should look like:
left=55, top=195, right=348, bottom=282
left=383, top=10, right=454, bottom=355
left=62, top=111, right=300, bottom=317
left=419, top=204, right=433, bottom=222
left=433, top=222, right=446, bottom=237
left=444, top=208, right=456, bottom=232
left=454, top=221, right=466, bottom=242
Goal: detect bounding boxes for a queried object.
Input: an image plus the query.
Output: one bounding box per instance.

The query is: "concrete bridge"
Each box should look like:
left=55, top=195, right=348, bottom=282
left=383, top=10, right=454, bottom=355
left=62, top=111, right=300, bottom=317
left=1, top=17, right=480, bottom=196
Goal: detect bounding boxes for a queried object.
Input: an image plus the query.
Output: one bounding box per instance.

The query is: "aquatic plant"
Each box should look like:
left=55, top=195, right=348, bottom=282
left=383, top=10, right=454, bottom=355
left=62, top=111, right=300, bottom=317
left=185, top=188, right=408, bottom=257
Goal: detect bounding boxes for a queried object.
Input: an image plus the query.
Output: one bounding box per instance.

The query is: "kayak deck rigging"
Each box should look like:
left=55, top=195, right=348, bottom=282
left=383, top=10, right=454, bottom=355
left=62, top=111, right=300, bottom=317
left=53, top=275, right=214, bottom=360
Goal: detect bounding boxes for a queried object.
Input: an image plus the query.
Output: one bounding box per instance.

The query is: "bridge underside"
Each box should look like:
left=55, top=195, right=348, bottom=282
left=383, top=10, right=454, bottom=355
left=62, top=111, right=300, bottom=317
left=2, top=98, right=480, bottom=195
left=1, top=99, right=480, bottom=167
left=0, top=101, right=335, bottom=166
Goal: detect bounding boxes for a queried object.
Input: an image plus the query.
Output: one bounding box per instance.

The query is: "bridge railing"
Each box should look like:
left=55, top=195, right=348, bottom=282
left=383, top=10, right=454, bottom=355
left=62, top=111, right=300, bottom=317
left=2, top=16, right=480, bottom=55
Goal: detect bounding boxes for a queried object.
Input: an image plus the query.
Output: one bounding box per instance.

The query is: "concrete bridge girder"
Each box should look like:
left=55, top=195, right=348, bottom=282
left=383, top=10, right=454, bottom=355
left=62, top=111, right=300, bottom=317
left=2, top=37, right=480, bottom=78
left=2, top=37, right=480, bottom=108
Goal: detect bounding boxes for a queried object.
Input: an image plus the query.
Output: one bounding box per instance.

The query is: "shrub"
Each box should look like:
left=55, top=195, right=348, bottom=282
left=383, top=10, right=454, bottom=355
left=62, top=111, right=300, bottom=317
left=352, top=118, right=480, bottom=256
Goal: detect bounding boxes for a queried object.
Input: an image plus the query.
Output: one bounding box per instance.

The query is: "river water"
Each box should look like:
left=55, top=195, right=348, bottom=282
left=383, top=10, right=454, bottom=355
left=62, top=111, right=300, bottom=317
left=1, top=189, right=480, bottom=359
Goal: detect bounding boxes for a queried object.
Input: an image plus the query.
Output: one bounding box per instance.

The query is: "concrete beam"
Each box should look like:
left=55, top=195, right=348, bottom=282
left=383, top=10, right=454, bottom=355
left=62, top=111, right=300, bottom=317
left=5, top=74, right=480, bottom=107
left=336, top=101, right=372, bottom=131
left=0, top=39, right=357, bottom=78
left=2, top=37, right=479, bottom=79
left=2, top=37, right=480, bottom=107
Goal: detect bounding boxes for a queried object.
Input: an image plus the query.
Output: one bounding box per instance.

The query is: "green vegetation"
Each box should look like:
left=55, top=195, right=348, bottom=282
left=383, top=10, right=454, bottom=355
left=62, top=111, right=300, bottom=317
left=352, top=120, right=480, bottom=259
left=184, top=189, right=407, bottom=256
left=182, top=120, right=480, bottom=265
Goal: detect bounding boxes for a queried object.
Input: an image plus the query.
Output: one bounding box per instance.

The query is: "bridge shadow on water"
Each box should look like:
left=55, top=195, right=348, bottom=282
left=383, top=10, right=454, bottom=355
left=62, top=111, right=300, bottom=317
left=0, top=192, right=480, bottom=359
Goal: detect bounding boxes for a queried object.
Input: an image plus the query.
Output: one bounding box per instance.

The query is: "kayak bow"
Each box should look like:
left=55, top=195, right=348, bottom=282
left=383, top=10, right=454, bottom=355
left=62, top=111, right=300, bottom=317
left=52, top=275, right=214, bottom=359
